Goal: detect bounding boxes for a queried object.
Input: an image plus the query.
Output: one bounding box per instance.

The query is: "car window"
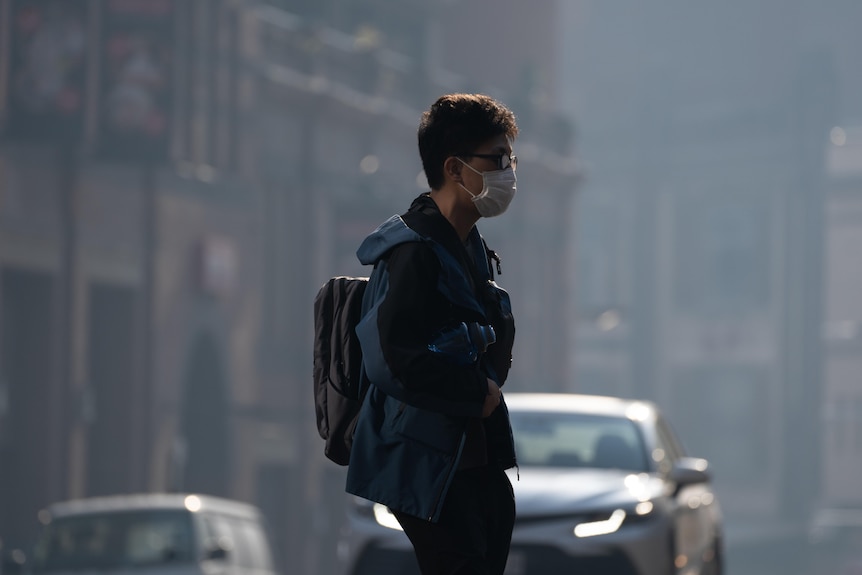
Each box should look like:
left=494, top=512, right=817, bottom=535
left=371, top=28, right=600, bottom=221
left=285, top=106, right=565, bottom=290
left=205, top=514, right=272, bottom=571
left=656, top=417, right=685, bottom=459
left=205, top=514, right=245, bottom=567
left=654, top=416, right=686, bottom=473
left=199, top=514, right=221, bottom=559
left=510, top=411, right=649, bottom=472
left=32, top=510, right=194, bottom=571
left=234, top=519, right=274, bottom=571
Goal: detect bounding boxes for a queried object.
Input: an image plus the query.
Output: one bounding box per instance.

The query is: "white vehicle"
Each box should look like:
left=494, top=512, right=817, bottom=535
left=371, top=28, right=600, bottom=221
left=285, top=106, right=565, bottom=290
left=29, top=493, right=277, bottom=575
left=337, top=393, right=724, bottom=575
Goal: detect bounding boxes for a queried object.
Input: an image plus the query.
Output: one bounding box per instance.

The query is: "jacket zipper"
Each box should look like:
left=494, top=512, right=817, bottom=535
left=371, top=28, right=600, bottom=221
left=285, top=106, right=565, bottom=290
left=428, top=431, right=466, bottom=521
left=489, top=249, right=502, bottom=276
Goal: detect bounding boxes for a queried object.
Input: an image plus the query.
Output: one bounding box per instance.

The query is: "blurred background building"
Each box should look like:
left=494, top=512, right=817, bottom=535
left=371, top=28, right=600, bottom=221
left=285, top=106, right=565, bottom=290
left=822, top=124, right=862, bottom=506
left=562, top=0, right=862, bottom=567
left=3, top=0, right=861, bottom=574
left=0, top=0, right=578, bottom=573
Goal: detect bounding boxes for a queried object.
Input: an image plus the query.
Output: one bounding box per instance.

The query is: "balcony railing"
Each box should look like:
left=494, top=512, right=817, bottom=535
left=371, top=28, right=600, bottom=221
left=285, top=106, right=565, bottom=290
left=246, top=4, right=579, bottom=176
left=248, top=4, right=451, bottom=123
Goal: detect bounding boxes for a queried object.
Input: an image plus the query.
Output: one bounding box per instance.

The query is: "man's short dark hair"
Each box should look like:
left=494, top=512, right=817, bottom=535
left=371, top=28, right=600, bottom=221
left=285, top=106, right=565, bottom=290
left=418, top=94, right=519, bottom=190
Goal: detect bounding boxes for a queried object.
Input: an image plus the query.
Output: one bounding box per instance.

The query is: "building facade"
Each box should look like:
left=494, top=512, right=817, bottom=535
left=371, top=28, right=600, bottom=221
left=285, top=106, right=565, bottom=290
left=821, top=125, right=862, bottom=507
left=0, top=1, right=578, bottom=573
left=561, top=0, right=861, bottom=549
left=0, top=0, right=266, bottom=559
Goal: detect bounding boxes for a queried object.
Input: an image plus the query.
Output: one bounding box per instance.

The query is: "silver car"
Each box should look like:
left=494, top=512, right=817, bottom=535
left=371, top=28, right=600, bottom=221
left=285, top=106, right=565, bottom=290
left=29, top=493, right=278, bottom=575
left=337, top=393, right=724, bottom=575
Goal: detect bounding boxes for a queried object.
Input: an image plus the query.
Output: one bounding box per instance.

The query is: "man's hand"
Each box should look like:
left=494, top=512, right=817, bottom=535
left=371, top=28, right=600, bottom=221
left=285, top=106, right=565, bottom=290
left=481, top=378, right=502, bottom=418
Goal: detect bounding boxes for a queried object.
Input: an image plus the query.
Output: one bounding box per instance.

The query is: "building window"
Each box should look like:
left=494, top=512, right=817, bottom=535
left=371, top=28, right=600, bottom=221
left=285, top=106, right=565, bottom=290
left=673, top=193, right=771, bottom=316
left=831, top=394, right=862, bottom=454
left=670, top=366, right=770, bottom=485
left=856, top=396, right=862, bottom=453
left=577, top=202, right=627, bottom=314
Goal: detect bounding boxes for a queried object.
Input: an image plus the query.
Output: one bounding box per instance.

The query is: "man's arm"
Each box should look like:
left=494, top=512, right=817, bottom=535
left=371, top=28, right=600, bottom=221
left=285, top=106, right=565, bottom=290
left=375, top=242, right=489, bottom=417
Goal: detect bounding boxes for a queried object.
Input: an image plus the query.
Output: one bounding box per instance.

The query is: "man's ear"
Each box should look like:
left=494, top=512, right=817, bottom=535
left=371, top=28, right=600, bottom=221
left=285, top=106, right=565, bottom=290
left=443, top=156, right=463, bottom=183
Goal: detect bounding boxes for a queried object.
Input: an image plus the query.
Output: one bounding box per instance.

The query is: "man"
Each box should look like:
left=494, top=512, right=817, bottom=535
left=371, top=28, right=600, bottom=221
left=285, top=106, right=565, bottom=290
left=347, top=93, right=519, bottom=575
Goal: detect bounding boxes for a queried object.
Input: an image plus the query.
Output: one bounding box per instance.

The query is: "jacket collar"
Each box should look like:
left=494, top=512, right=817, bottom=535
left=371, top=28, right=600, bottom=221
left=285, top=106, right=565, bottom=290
left=403, top=194, right=488, bottom=276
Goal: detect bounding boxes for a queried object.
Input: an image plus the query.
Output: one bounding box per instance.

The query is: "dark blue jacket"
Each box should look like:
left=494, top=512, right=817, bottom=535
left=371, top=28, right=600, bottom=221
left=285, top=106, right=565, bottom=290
left=346, top=194, right=516, bottom=522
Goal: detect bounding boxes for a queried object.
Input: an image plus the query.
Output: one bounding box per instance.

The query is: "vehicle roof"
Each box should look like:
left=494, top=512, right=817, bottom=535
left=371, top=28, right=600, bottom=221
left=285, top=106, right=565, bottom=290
left=46, top=493, right=261, bottom=520
left=504, top=392, right=658, bottom=420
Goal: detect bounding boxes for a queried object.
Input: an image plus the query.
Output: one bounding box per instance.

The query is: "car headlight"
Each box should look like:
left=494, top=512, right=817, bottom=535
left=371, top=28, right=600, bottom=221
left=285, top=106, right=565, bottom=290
left=372, top=503, right=404, bottom=531
left=574, top=509, right=627, bottom=537
left=573, top=501, right=655, bottom=538
left=351, top=497, right=404, bottom=531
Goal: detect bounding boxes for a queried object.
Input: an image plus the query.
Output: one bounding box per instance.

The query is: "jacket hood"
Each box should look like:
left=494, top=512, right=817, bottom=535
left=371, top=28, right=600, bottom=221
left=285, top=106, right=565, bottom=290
left=357, top=194, right=450, bottom=265
left=356, top=214, right=424, bottom=265
left=357, top=193, right=488, bottom=266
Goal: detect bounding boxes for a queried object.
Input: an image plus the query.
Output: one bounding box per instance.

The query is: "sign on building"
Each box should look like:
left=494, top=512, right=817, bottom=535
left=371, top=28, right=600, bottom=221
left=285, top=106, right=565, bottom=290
left=3, top=0, right=88, bottom=143
left=98, top=0, right=174, bottom=162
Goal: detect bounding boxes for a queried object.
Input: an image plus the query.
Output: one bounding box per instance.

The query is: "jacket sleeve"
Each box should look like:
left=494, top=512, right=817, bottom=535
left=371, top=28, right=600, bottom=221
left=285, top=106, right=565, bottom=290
left=374, top=242, right=488, bottom=417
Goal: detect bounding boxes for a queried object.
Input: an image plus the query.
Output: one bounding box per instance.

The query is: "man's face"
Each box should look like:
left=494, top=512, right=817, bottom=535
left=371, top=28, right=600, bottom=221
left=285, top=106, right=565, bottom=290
left=458, top=134, right=515, bottom=208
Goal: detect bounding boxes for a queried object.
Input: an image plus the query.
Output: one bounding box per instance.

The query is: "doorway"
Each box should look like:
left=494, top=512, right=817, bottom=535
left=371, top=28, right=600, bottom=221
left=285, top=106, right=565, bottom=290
left=180, top=333, right=230, bottom=496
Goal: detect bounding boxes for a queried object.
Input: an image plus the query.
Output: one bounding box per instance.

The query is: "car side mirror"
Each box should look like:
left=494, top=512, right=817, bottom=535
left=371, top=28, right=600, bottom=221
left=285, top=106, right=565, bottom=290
left=669, top=457, right=711, bottom=495
left=205, top=543, right=230, bottom=561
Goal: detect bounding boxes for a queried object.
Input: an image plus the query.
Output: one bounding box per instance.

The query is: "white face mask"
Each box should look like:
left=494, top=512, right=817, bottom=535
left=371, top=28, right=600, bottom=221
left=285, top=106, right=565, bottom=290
left=457, top=160, right=517, bottom=218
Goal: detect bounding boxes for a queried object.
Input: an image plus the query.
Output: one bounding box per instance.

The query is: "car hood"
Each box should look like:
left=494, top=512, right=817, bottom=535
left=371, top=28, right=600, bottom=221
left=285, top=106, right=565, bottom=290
left=506, top=467, right=665, bottom=517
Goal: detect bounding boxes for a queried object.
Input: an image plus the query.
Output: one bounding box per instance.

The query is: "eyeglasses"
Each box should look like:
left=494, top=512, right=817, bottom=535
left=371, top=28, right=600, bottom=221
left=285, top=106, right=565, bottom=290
left=461, top=153, right=518, bottom=171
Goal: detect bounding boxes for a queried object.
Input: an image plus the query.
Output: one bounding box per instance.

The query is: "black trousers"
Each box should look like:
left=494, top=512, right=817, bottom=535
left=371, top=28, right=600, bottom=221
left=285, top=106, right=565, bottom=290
left=393, top=465, right=516, bottom=575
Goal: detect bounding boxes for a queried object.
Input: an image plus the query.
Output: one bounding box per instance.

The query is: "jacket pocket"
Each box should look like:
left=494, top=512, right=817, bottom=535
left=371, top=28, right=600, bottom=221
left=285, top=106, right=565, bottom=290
left=387, top=398, right=464, bottom=454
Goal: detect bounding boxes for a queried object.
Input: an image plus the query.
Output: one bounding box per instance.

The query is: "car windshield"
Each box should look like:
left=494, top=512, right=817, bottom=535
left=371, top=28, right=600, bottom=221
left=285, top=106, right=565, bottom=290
left=32, top=509, right=194, bottom=572
left=510, top=411, right=650, bottom=472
